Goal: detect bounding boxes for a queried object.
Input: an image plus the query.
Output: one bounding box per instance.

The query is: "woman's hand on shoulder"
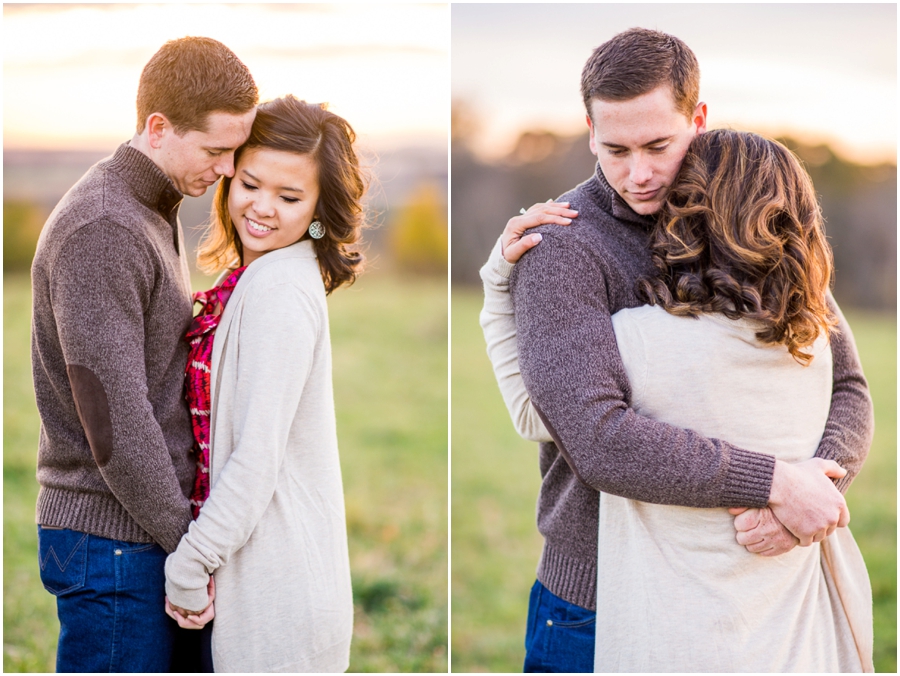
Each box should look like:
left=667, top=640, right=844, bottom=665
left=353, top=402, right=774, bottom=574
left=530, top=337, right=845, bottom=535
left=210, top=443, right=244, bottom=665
left=501, top=201, right=578, bottom=264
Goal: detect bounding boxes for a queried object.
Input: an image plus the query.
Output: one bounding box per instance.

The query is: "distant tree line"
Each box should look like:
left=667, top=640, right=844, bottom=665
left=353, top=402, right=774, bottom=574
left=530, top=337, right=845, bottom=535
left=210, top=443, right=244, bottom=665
left=451, top=104, right=897, bottom=311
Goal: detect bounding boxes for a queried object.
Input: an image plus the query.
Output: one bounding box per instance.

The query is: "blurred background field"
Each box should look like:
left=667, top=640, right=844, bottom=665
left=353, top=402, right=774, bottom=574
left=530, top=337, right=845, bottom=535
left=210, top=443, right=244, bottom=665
left=3, top=6, right=448, bottom=670
left=452, top=291, right=896, bottom=673
left=451, top=4, right=896, bottom=673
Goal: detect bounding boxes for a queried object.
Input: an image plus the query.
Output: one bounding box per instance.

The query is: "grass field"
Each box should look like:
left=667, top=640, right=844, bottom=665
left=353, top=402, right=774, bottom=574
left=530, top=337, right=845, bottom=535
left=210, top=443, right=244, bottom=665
left=451, top=287, right=897, bottom=673
left=3, top=270, right=448, bottom=673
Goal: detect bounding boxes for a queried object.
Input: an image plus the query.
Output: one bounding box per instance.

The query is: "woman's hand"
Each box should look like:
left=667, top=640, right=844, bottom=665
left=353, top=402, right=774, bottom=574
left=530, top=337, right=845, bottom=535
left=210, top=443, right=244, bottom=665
left=501, top=201, right=578, bottom=263
left=728, top=506, right=800, bottom=556
left=165, top=576, right=216, bottom=629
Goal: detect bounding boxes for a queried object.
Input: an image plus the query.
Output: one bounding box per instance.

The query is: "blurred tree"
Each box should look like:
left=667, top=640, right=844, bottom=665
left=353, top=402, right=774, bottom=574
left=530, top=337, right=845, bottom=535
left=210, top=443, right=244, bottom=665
left=390, top=183, right=448, bottom=275
left=451, top=99, right=481, bottom=152
left=4, top=201, right=48, bottom=272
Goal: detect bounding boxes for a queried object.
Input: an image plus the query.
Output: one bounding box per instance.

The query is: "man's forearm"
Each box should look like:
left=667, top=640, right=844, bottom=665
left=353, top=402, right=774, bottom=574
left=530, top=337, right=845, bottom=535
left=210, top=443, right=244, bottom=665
left=511, top=231, right=775, bottom=509
left=812, top=295, right=874, bottom=492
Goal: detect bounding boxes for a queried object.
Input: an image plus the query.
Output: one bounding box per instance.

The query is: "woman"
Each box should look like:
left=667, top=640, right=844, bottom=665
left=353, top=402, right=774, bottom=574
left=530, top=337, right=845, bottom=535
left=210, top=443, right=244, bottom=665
left=162, top=95, right=365, bottom=672
left=480, top=130, right=872, bottom=672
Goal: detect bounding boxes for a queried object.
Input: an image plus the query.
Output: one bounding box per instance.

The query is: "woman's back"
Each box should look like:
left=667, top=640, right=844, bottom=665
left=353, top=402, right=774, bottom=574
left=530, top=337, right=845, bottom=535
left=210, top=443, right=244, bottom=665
left=594, top=305, right=863, bottom=672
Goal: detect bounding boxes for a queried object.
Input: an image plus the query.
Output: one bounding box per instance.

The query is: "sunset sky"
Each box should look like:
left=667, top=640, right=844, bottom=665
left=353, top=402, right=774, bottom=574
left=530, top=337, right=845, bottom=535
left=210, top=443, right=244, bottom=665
left=452, top=4, right=896, bottom=165
left=3, top=3, right=449, bottom=151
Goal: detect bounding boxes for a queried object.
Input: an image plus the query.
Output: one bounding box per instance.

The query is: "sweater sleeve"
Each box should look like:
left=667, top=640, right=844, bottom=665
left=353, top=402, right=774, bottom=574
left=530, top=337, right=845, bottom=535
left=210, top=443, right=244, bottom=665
left=50, top=222, right=192, bottom=553
left=510, top=231, right=775, bottom=508
left=812, top=293, right=874, bottom=493
left=479, top=238, right=552, bottom=442
left=165, top=280, right=318, bottom=611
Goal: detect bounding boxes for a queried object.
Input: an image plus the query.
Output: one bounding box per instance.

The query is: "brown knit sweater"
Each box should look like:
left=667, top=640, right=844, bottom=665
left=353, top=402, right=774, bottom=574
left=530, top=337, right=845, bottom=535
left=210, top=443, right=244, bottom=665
left=510, top=164, right=874, bottom=610
left=31, top=143, right=196, bottom=554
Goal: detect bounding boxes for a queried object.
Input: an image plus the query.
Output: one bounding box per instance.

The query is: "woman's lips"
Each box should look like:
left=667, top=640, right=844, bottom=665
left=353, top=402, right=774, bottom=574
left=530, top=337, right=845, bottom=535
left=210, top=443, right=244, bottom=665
left=630, top=188, right=661, bottom=201
left=245, top=217, right=275, bottom=238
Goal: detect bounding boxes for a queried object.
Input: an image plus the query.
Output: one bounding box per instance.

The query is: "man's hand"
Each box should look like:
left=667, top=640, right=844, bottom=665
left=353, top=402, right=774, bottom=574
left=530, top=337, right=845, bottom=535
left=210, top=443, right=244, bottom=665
left=165, top=576, right=216, bottom=629
left=501, top=201, right=577, bottom=263
left=768, top=458, right=849, bottom=546
left=728, top=506, right=800, bottom=556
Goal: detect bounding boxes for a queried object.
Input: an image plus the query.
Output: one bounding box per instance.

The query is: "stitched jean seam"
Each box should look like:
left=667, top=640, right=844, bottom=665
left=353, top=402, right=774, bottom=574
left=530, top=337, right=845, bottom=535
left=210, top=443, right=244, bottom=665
left=38, top=529, right=88, bottom=596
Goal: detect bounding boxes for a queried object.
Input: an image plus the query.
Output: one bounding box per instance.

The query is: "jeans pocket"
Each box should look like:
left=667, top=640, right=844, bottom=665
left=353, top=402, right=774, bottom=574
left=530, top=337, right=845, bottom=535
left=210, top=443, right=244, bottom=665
left=545, top=616, right=595, bottom=672
left=38, top=527, right=88, bottom=596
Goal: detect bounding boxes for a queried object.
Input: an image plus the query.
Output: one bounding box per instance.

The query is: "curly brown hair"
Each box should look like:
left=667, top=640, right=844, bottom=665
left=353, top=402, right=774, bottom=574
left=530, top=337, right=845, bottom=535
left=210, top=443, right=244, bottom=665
left=636, top=129, right=837, bottom=365
left=197, top=96, right=366, bottom=293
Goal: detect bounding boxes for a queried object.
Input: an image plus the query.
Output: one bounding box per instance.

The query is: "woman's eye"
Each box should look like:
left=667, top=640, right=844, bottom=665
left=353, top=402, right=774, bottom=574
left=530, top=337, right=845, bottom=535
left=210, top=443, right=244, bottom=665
left=281, top=197, right=299, bottom=204
left=241, top=182, right=257, bottom=191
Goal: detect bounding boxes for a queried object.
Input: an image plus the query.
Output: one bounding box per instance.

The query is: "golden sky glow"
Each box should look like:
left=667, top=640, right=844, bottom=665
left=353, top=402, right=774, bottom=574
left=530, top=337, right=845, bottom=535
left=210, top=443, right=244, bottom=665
left=452, top=4, right=896, bottom=165
left=4, top=3, right=449, bottom=150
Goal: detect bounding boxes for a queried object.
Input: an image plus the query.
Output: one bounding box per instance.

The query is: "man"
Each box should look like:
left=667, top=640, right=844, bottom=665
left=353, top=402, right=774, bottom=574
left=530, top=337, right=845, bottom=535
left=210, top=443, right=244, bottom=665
left=31, top=37, right=257, bottom=672
left=480, top=28, right=873, bottom=672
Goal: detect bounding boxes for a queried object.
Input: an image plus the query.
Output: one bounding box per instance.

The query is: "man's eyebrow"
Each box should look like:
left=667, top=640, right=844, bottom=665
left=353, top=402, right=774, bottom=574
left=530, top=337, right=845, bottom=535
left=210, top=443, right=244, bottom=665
left=242, top=169, right=304, bottom=193
left=601, top=136, right=674, bottom=149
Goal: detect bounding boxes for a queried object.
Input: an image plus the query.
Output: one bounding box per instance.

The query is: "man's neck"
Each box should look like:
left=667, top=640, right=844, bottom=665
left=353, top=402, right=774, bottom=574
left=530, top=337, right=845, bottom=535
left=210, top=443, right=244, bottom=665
left=128, top=133, right=152, bottom=158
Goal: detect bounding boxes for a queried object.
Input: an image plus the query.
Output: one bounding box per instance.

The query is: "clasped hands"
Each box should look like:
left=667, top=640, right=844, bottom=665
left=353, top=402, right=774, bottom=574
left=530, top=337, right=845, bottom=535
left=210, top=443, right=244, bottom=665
left=729, top=458, right=850, bottom=557
left=165, top=576, right=216, bottom=630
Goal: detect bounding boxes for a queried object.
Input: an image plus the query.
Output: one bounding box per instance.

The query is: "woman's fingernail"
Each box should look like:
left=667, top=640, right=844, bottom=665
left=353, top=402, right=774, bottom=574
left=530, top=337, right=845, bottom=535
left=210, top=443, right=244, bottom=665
left=533, top=234, right=543, bottom=242
left=563, top=218, right=572, bottom=223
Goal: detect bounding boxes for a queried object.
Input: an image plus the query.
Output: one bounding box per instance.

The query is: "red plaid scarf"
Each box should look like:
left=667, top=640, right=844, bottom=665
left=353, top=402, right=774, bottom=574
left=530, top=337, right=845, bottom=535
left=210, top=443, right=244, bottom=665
left=184, top=266, right=246, bottom=519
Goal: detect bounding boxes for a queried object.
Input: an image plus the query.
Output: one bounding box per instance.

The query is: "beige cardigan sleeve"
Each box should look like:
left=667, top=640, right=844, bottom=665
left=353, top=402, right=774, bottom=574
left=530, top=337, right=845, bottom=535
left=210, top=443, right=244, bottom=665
left=479, top=237, right=552, bottom=443
left=164, top=279, right=320, bottom=612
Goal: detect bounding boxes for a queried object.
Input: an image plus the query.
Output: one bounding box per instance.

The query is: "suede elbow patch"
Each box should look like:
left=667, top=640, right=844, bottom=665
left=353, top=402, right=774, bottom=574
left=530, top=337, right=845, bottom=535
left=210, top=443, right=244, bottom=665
left=66, top=364, right=113, bottom=467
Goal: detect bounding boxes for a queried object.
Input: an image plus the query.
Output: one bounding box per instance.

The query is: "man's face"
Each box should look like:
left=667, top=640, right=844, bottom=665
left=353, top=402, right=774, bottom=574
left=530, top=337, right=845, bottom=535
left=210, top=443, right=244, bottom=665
left=587, top=86, right=706, bottom=216
left=155, top=109, right=256, bottom=197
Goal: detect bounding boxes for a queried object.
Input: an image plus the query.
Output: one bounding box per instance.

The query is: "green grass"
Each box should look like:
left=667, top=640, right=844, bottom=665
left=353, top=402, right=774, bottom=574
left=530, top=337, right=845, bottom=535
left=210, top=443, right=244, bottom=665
left=451, top=287, right=896, bottom=673
left=3, top=270, right=448, bottom=673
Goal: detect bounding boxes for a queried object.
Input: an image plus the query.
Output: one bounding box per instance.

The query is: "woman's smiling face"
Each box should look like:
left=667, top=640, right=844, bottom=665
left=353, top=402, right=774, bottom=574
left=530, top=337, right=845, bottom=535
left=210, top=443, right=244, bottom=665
left=229, top=146, right=320, bottom=266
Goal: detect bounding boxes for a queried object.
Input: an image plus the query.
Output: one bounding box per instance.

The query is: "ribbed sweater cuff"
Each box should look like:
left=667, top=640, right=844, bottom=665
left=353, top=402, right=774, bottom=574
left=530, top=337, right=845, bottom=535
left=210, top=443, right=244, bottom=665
left=37, top=486, right=157, bottom=547
left=537, top=543, right=597, bottom=611
left=721, top=447, right=775, bottom=508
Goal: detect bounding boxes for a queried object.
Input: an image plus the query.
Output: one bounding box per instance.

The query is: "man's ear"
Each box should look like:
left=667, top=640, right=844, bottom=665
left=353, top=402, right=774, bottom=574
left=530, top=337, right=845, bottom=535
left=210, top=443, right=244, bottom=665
left=586, top=114, right=598, bottom=155
left=146, top=113, right=170, bottom=149
left=692, top=102, right=708, bottom=135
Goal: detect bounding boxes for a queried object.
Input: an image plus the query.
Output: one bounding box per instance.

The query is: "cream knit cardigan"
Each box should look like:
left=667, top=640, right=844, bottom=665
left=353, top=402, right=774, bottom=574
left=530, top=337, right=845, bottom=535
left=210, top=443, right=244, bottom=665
left=165, top=240, right=353, bottom=673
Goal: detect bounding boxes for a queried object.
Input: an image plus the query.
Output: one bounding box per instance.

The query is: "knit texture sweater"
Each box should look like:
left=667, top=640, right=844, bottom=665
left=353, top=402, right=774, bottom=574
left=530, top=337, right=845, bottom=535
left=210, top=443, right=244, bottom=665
left=505, top=164, right=874, bottom=610
left=31, top=143, right=195, bottom=554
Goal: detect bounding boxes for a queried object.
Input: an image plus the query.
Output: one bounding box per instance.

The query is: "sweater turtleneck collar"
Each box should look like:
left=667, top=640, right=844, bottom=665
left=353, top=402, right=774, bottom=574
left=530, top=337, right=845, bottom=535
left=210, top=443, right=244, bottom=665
left=582, top=161, right=658, bottom=231
left=105, top=143, right=183, bottom=219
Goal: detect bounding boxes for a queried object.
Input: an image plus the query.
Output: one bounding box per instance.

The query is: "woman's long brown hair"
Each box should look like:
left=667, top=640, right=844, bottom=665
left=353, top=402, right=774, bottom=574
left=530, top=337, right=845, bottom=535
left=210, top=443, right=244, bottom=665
left=197, top=95, right=366, bottom=293
left=637, top=129, right=837, bottom=365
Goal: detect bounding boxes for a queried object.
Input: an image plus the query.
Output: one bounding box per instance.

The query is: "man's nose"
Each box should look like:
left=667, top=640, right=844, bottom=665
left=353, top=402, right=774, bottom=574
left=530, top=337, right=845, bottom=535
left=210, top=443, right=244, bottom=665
left=630, top=154, right=653, bottom=186
left=215, top=153, right=235, bottom=178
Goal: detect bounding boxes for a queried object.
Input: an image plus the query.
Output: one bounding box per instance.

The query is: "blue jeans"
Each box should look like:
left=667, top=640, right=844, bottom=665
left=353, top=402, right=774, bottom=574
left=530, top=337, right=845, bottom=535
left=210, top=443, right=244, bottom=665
left=523, top=580, right=595, bottom=673
left=37, top=526, right=176, bottom=672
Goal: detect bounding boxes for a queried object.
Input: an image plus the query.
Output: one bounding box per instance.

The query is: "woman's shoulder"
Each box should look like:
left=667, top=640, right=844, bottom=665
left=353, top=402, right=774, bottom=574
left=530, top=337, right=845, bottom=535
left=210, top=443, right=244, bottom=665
left=240, top=242, right=324, bottom=296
